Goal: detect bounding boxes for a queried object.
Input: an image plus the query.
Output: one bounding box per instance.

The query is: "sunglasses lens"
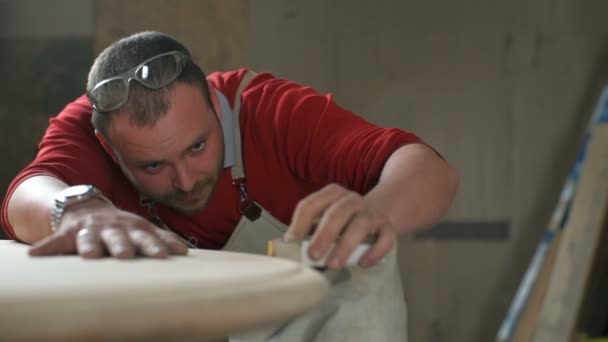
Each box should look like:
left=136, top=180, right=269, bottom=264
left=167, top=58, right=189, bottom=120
left=89, top=52, right=186, bottom=112
left=90, top=79, right=128, bottom=112
left=135, top=54, right=181, bottom=89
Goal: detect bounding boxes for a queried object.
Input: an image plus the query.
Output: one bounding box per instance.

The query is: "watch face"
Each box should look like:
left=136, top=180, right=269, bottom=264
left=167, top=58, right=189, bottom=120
left=62, top=184, right=93, bottom=198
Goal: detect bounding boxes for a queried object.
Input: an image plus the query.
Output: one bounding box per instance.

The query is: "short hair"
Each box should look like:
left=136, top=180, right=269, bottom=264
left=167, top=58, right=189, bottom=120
left=88, top=31, right=212, bottom=137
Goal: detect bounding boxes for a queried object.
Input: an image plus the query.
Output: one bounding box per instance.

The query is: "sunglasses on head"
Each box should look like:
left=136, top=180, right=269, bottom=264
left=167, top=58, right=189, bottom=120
left=87, top=50, right=189, bottom=112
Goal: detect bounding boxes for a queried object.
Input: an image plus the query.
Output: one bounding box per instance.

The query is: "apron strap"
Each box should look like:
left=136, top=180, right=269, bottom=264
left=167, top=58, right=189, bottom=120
left=231, top=70, right=258, bottom=180
left=230, top=70, right=262, bottom=221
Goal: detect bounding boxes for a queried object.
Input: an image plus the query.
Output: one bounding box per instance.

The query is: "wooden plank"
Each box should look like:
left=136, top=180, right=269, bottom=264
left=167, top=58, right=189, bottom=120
left=533, top=124, right=608, bottom=342
left=512, top=231, right=561, bottom=341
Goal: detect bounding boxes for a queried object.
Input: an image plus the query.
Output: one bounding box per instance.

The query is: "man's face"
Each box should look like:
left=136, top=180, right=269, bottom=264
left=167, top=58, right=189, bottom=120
left=106, top=83, right=225, bottom=214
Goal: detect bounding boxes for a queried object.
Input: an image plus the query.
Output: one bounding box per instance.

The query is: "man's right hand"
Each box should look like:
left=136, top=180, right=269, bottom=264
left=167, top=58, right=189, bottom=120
left=29, top=199, right=189, bottom=259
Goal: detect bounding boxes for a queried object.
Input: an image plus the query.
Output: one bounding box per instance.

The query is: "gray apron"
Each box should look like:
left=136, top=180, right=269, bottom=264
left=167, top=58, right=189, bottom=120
left=221, top=72, right=408, bottom=342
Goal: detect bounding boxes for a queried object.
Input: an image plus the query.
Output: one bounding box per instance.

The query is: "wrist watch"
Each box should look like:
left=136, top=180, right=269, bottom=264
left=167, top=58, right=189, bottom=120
left=51, top=184, right=113, bottom=232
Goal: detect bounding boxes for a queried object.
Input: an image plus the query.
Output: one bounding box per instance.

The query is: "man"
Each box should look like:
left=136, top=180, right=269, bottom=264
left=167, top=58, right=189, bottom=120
left=1, top=31, right=458, bottom=341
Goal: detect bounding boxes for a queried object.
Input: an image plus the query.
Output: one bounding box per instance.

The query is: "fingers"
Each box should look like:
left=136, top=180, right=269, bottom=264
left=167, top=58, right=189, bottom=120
left=286, top=184, right=348, bottom=241
left=156, top=229, right=189, bottom=255
left=324, top=212, right=375, bottom=269
left=308, top=192, right=364, bottom=260
left=359, top=226, right=396, bottom=268
left=29, top=207, right=186, bottom=259
left=100, top=228, right=135, bottom=259
left=29, top=232, right=76, bottom=256
left=50, top=227, right=183, bottom=259
left=76, top=228, right=106, bottom=258
left=128, top=229, right=169, bottom=258
left=101, top=226, right=186, bottom=258
left=289, top=184, right=397, bottom=270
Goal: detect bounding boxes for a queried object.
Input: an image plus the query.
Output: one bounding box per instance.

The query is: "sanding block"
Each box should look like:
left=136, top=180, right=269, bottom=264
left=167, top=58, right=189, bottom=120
left=267, top=238, right=372, bottom=268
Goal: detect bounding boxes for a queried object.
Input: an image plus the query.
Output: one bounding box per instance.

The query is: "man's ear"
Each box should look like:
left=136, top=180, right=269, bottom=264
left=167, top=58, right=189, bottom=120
left=95, top=130, right=118, bottom=163
left=207, top=81, right=223, bottom=121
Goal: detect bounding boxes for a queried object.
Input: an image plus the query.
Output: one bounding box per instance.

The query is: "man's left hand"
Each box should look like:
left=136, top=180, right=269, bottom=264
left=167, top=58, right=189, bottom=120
left=285, top=183, right=397, bottom=270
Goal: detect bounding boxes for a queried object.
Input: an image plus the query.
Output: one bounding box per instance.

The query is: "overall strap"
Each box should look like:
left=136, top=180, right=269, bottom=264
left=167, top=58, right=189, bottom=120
left=231, top=70, right=258, bottom=180
left=229, top=70, right=261, bottom=221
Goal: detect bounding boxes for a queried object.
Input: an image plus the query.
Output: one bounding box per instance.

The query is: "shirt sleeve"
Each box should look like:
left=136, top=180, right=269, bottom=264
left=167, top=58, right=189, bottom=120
left=238, top=71, right=427, bottom=193
left=1, top=94, right=116, bottom=239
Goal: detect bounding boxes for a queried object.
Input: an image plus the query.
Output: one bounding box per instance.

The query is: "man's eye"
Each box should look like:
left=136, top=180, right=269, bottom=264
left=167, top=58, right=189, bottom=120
left=144, top=163, right=163, bottom=173
left=191, top=141, right=205, bottom=152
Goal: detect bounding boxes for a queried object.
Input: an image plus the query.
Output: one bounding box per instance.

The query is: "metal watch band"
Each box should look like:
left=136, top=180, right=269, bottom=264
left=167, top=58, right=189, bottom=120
left=50, top=185, right=113, bottom=232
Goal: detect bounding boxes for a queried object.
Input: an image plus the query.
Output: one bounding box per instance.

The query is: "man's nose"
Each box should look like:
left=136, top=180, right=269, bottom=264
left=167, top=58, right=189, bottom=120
left=172, top=162, right=196, bottom=192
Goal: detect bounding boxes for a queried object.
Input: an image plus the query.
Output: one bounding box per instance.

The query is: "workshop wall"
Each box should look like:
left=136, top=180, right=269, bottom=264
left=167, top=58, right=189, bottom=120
left=92, top=0, right=247, bottom=72
left=3, top=1, right=608, bottom=341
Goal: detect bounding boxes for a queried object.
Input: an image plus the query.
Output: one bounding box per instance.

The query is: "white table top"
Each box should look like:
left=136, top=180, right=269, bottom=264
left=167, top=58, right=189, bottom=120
left=0, top=240, right=329, bottom=341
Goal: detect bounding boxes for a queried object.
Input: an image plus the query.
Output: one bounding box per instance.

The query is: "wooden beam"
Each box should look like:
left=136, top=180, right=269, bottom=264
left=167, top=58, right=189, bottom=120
left=533, top=124, right=608, bottom=342
left=512, top=231, right=561, bottom=341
